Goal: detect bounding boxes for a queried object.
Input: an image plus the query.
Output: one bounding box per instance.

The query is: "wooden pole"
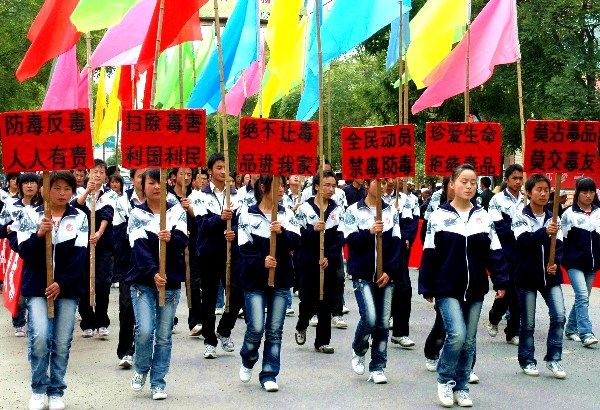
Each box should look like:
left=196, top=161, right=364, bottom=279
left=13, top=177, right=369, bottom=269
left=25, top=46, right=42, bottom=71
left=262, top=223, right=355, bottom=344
left=327, top=69, right=332, bottom=163
left=375, top=180, right=383, bottom=280
left=43, top=172, right=54, bottom=318
left=399, top=7, right=410, bottom=197
left=464, top=13, right=471, bottom=122
left=398, top=0, right=404, bottom=124
left=86, top=32, right=96, bottom=307
left=548, top=173, right=562, bottom=273
left=150, top=0, right=167, bottom=306
left=268, top=177, right=279, bottom=286
left=517, top=59, right=528, bottom=205
left=315, top=0, right=326, bottom=301
left=213, top=0, right=233, bottom=313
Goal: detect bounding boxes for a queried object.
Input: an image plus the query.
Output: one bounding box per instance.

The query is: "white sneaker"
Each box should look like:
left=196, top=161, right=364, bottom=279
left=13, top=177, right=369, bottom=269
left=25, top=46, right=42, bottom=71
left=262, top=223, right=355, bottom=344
left=14, top=326, right=26, bottom=337
left=217, top=333, right=235, bottom=352
left=309, top=315, right=318, bottom=327
left=566, top=333, right=581, bottom=342
left=582, top=335, right=599, bottom=347
left=239, top=365, right=252, bottom=383
left=352, top=353, right=365, bottom=375
left=48, top=396, right=65, bottom=410
left=391, top=336, right=415, bottom=348
left=342, top=305, right=350, bottom=314
left=453, top=390, right=473, bottom=407
left=286, top=308, right=295, bottom=317
left=468, top=372, right=479, bottom=384
left=331, top=316, right=348, bottom=329
left=263, top=380, right=279, bottom=392
left=81, top=329, right=94, bottom=338
left=486, top=323, right=498, bottom=337
left=437, top=381, right=456, bottom=407
left=507, top=336, right=519, bottom=346
left=368, top=370, right=388, bottom=384
left=425, top=358, right=438, bottom=372
left=131, top=372, right=147, bottom=391
left=546, top=361, right=566, bottom=379
left=215, top=307, right=224, bottom=315
left=522, top=363, right=539, bottom=376
left=118, top=355, right=133, bottom=369
left=28, top=393, right=46, bottom=410
left=189, top=324, right=202, bottom=337
left=152, top=387, right=168, bottom=400
left=203, top=344, right=217, bottom=359
left=97, top=327, right=109, bottom=338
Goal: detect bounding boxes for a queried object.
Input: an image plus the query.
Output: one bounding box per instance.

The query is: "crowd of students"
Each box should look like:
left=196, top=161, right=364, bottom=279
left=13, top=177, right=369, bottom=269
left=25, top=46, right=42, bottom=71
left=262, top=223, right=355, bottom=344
left=0, top=158, right=598, bottom=409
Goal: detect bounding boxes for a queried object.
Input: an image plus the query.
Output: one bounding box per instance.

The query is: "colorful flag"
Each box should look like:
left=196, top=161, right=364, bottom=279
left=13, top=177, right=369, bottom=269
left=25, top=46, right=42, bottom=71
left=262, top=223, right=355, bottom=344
left=70, top=0, right=139, bottom=32
left=17, top=0, right=81, bottom=82
left=93, top=67, right=107, bottom=144
left=386, top=11, right=411, bottom=70
left=405, top=0, right=469, bottom=89
left=97, top=67, right=122, bottom=144
left=42, top=45, right=88, bottom=110
left=412, top=0, right=520, bottom=114
left=219, top=44, right=265, bottom=116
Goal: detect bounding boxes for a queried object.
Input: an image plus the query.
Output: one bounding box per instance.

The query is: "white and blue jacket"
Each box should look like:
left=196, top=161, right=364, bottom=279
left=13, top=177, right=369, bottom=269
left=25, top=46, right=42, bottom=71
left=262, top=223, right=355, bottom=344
left=384, top=191, right=419, bottom=244
left=301, top=185, right=347, bottom=208
left=72, top=185, right=118, bottom=253
left=419, top=203, right=508, bottom=302
left=560, top=203, right=600, bottom=272
left=488, top=188, right=524, bottom=266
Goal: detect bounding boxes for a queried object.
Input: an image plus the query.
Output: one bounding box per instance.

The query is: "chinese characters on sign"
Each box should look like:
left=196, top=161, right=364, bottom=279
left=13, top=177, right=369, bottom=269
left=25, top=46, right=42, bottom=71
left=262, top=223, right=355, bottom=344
left=237, top=117, right=318, bottom=176
left=121, top=109, right=207, bottom=168
left=425, top=122, right=502, bottom=176
left=341, top=125, right=415, bottom=180
left=525, top=120, right=599, bottom=174
left=0, top=109, right=94, bottom=172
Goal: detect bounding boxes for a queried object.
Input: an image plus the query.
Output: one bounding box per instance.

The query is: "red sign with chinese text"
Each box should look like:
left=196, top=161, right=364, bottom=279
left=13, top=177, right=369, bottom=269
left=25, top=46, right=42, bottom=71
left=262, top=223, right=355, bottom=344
left=121, top=109, right=207, bottom=169
left=237, top=117, right=318, bottom=176
left=0, top=109, right=94, bottom=172
left=341, top=125, right=415, bottom=180
left=524, top=120, right=599, bottom=174
left=425, top=122, right=502, bottom=176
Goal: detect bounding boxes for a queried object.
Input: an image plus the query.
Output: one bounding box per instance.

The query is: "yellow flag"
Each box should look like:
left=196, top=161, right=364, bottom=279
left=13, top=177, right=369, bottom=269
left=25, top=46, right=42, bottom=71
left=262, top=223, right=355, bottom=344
left=97, top=67, right=121, bottom=145
left=406, top=0, right=468, bottom=89
left=93, top=67, right=107, bottom=144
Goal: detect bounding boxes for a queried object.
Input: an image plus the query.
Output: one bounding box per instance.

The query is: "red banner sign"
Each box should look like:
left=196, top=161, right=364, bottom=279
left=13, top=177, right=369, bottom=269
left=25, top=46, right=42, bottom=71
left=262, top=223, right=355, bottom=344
left=121, top=109, right=207, bottom=169
left=237, top=117, right=318, bottom=176
left=1, top=240, right=23, bottom=317
left=425, top=122, right=502, bottom=176
left=340, top=125, right=415, bottom=180
left=0, top=109, right=94, bottom=172
left=524, top=120, right=600, bottom=174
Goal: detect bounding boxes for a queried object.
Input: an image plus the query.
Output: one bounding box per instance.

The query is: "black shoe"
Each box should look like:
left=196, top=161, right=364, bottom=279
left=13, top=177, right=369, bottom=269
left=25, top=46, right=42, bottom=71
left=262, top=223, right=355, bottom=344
left=315, top=345, right=335, bottom=354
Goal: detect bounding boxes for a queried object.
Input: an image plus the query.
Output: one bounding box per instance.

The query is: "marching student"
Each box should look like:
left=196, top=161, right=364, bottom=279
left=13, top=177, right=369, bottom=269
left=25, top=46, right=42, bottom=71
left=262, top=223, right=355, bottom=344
left=73, top=159, right=118, bottom=339
left=283, top=175, right=302, bottom=212
left=419, top=164, right=507, bottom=407
left=513, top=174, right=567, bottom=379
left=14, top=171, right=88, bottom=410
left=112, top=168, right=146, bottom=369
left=340, top=178, right=401, bottom=384
left=561, top=177, right=599, bottom=347
left=190, top=153, right=244, bottom=358
left=128, top=169, right=188, bottom=400
left=294, top=171, right=344, bottom=353
left=486, top=164, right=524, bottom=345
left=238, top=175, right=300, bottom=392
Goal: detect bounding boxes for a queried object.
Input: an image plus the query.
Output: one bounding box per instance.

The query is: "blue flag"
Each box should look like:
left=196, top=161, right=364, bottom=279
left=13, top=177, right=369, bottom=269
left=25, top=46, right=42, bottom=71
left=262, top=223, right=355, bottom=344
left=386, top=10, right=411, bottom=70
left=187, top=0, right=258, bottom=113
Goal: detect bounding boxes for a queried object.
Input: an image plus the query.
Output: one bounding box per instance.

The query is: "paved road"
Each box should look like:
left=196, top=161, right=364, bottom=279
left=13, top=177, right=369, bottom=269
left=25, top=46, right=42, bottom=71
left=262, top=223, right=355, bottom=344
left=1, top=271, right=599, bottom=409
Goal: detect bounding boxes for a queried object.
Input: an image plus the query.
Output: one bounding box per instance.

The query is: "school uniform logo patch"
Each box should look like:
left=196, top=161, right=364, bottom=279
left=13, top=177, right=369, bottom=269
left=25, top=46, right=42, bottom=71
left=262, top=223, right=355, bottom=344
left=66, top=224, right=73, bottom=232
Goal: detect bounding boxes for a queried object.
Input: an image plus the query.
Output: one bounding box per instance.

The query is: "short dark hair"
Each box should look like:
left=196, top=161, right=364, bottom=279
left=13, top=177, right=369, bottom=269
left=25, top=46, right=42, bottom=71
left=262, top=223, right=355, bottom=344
left=93, top=159, right=108, bottom=173
left=109, top=174, right=124, bottom=191
left=312, top=170, right=337, bottom=195
left=50, top=171, right=76, bottom=193
left=480, top=176, right=492, bottom=189
left=574, top=177, right=597, bottom=203
left=254, top=175, right=284, bottom=204
left=208, top=153, right=226, bottom=170
left=525, top=173, right=550, bottom=193
left=18, top=173, right=42, bottom=206
left=200, top=168, right=209, bottom=177
left=451, top=164, right=476, bottom=181
left=129, top=168, right=139, bottom=179
left=141, top=169, right=161, bottom=195
left=504, top=164, right=523, bottom=180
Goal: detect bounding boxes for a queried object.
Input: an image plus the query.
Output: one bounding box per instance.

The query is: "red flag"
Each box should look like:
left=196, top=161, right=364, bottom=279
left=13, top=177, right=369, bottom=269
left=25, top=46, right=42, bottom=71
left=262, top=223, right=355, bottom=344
left=136, top=0, right=206, bottom=72
left=1, top=240, right=23, bottom=317
left=118, top=65, right=134, bottom=111
left=17, top=0, right=81, bottom=82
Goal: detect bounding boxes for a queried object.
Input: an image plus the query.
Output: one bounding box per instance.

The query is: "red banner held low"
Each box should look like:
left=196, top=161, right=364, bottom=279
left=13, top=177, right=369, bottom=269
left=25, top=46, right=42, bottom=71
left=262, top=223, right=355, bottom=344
left=121, top=109, right=207, bottom=169
left=425, top=122, right=502, bottom=176
left=0, top=109, right=94, bottom=172
left=1, top=240, right=23, bottom=317
left=237, top=117, right=318, bottom=176
left=524, top=120, right=600, bottom=174
left=341, top=124, right=415, bottom=180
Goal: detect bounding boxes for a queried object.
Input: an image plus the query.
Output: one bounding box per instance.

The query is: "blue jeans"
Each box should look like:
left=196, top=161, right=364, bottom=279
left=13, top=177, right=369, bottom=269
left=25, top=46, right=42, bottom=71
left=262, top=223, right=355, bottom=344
left=27, top=297, right=78, bottom=397
left=284, top=288, right=292, bottom=310
left=518, top=285, right=565, bottom=367
left=352, top=280, right=394, bottom=372
left=216, top=279, right=224, bottom=309
left=240, top=288, right=288, bottom=384
left=565, top=269, right=596, bottom=338
left=436, top=298, right=483, bottom=391
left=131, top=285, right=180, bottom=390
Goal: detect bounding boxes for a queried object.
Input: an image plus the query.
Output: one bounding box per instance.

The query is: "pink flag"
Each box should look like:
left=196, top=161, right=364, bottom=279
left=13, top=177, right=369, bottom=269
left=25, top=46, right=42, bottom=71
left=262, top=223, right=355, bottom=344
left=412, top=0, right=520, bottom=114
left=42, top=45, right=88, bottom=110
left=218, top=45, right=265, bottom=116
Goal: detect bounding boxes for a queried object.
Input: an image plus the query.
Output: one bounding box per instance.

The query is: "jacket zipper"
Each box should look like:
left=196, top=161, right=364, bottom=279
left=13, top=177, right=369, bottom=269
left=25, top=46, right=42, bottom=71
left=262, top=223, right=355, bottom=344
left=464, top=234, right=470, bottom=302
left=541, top=245, right=546, bottom=287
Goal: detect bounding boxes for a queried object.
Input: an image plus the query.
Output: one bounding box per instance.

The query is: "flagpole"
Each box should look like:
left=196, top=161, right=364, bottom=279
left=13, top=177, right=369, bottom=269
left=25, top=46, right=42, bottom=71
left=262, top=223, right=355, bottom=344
left=327, top=68, right=332, bottom=162
left=43, top=171, right=54, bottom=318
left=213, top=0, right=233, bottom=314
left=517, top=59, right=528, bottom=205
left=315, top=0, right=326, bottom=300
left=256, top=0, right=263, bottom=119
left=400, top=2, right=409, bottom=195
left=150, top=0, right=167, bottom=307
left=464, top=6, right=472, bottom=122
left=86, top=32, right=97, bottom=308
left=398, top=1, right=404, bottom=125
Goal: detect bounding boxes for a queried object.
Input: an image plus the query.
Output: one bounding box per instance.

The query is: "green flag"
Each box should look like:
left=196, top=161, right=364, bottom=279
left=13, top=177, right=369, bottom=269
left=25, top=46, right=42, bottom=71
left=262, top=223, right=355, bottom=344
left=70, top=0, right=139, bottom=32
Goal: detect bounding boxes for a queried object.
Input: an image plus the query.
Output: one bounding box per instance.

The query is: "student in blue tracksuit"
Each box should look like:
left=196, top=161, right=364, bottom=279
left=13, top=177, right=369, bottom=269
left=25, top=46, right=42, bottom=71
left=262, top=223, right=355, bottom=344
left=513, top=174, right=567, bottom=379
left=340, top=178, right=401, bottom=385
left=238, top=175, right=300, bottom=392
left=561, top=177, right=599, bottom=347
left=127, top=169, right=188, bottom=400
left=14, top=171, right=88, bottom=410
left=419, top=164, right=507, bottom=407
left=294, top=171, right=344, bottom=353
